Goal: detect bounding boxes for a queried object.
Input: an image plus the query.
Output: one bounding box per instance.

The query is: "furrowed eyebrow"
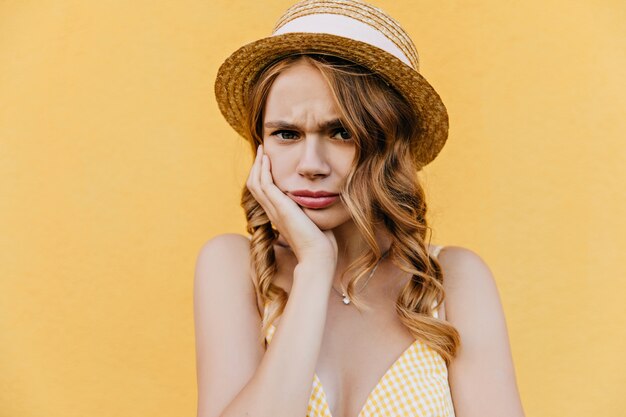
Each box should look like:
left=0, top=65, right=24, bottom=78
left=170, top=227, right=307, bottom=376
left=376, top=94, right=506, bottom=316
left=264, top=118, right=346, bottom=132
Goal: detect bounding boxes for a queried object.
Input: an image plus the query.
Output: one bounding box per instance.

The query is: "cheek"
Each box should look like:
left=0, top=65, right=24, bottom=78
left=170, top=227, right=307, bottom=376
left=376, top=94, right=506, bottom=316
left=339, top=151, right=355, bottom=175
left=338, top=161, right=353, bottom=183
left=266, top=156, right=289, bottom=187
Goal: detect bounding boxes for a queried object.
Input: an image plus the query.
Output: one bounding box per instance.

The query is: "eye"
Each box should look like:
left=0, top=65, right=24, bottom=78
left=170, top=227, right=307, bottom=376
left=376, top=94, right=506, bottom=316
left=270, top=130, right=299, bottom=140
left=332, top=128, right=353, bottom=141
left=269, top=129, right=353, bottom=142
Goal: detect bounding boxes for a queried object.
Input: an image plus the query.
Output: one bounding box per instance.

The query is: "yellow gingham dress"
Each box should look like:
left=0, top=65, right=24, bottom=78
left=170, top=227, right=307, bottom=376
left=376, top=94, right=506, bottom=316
left=263, top=245, right=456, bottom=417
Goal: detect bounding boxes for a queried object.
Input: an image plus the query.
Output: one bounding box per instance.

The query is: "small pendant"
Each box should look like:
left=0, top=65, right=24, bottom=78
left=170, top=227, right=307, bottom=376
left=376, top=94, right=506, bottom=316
left=342, top=293, right=351, bottom=305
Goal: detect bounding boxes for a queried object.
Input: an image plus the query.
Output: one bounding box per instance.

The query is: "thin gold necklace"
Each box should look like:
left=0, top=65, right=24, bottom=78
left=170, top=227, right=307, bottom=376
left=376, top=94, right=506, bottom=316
left=331, top=249, right=390, bottom=305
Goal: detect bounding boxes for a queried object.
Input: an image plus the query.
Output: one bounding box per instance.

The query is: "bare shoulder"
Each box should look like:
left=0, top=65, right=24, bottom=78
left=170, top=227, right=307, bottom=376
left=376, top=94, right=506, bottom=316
left=197, top=232, right=250, bottom=255
left=436, top=245, right=526, bottom=416
left=196, top=233, right=265, bottom=316
left=194, top=234, right=255, bottom=304
left=194, top=233, right=264, bottom=417
left=436, top=244, right=504, bottom=337
left=436, top=245, right=495, bottom=290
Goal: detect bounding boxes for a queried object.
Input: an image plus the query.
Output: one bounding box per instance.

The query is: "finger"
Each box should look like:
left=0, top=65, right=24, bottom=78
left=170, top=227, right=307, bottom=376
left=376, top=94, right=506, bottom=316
left=246, top=145, right=262, bottom=191
left=258, top=152, right=280, bottom=219
left=249, top=146, right=279, bottom=223
left=248, top=145, right=266, bottom=202
left=258, top=154, right=302, bottom=244
left=260, top=153, right=296, bottom=217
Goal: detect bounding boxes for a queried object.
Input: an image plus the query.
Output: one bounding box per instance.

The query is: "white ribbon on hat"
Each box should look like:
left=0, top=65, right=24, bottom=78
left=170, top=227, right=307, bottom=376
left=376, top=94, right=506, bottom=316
left=272, top=13, right=413, bottom=69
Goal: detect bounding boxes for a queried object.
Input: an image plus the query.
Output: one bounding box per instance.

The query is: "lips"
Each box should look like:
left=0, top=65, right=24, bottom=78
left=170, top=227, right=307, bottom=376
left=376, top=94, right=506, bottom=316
left=288, top=190, right=339, bottom=209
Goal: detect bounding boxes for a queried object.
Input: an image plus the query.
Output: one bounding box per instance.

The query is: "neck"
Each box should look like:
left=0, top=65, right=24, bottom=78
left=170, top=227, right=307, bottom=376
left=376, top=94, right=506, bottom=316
left=331, top=220, right=392, bottom=276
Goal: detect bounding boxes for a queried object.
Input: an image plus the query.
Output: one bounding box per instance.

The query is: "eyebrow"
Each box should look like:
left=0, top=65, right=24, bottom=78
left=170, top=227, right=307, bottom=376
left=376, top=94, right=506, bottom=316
left=264, top=118, right=346, bottom=132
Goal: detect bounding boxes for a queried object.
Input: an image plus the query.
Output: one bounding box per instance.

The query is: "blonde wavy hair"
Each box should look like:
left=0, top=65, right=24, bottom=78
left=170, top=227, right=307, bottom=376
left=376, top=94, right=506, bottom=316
left=240, top=53, right=460, bottom=364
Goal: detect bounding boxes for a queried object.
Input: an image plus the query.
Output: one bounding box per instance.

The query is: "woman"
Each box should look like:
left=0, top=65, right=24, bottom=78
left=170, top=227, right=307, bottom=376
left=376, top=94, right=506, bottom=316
left=195, top=1, right=526, bottom=416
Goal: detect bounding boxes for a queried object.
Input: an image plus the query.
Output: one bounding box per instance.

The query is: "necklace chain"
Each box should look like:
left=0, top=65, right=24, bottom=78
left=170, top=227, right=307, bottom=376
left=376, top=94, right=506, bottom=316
left=331, top=249, right=390, bottom=305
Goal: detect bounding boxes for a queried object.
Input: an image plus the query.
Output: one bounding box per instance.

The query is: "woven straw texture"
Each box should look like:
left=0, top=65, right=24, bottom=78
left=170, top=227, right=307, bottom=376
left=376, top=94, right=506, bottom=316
left=273, top=0, right=420, bottom=71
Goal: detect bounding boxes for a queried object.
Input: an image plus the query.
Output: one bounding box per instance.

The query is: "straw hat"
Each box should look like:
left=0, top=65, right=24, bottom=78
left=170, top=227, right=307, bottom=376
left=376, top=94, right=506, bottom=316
left=214, top=0, right=449, bottom=168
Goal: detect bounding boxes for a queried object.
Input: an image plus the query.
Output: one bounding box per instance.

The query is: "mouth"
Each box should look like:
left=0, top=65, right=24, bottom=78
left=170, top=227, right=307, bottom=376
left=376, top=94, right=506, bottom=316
left=288, top=194, right=339, bottom=209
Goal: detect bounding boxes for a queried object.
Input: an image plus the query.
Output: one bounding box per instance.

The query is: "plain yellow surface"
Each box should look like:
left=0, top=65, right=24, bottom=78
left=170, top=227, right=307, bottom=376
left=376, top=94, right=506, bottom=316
left=0, top=1, right=624, bottom=416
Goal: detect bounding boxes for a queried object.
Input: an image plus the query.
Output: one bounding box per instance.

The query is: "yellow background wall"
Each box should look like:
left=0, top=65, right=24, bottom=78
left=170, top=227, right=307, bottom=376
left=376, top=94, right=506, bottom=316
left=1, top=1, right=623, bottom=416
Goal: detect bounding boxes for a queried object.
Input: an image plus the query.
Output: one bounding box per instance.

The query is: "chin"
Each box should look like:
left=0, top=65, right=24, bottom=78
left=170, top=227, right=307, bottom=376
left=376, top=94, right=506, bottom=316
left=302, top=207, right=352, bottom=230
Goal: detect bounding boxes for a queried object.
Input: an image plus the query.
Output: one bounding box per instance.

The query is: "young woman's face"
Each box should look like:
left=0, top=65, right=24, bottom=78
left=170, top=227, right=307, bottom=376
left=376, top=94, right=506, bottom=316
left=262, top=59, right=356, bottom=230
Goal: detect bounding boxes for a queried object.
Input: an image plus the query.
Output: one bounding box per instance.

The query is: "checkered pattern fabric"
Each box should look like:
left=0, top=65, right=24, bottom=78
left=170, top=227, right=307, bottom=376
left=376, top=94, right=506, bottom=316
left=263, top=245, right=455, bottom=416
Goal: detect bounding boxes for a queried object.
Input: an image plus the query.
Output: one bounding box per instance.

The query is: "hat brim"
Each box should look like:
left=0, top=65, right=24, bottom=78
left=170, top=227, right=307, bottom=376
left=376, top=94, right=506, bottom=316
left=214, top=32, right=448, bottom=167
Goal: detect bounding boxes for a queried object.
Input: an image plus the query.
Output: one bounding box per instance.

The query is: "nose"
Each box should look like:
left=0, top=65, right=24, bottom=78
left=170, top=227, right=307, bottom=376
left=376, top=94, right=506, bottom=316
left=296, top=136, right=331, bottom=179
